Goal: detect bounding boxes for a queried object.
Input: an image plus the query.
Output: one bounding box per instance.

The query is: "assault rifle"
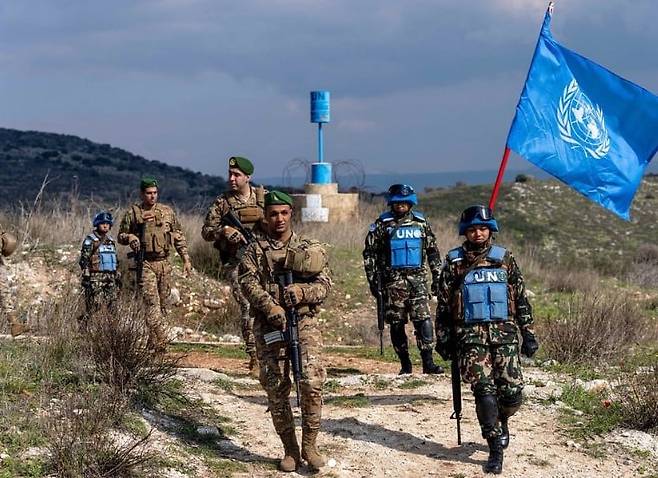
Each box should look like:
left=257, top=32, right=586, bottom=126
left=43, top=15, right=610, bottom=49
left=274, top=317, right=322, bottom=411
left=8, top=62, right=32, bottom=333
left=263, top=270, right=303, bottom=407
left=375, top=273, right=385, bottom=355
left=450, top=358, right=462, bottom=445
left=221, top=210, right=257, bottom=245
left=127, top=222, right=146, bottom=289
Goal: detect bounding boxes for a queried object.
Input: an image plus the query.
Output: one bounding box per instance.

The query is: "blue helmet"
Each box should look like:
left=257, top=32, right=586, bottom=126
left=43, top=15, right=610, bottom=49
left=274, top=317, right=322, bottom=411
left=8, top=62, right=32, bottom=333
left=387, top=184, right=417, bottom=206
left=93, top=211, right=113, bottom=228
left=458, top=205, right=499, bottom=235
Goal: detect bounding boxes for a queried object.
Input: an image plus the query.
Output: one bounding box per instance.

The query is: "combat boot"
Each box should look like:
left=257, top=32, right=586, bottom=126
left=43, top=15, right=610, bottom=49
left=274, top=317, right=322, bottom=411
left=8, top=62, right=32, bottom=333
left=484, top=436, right=504, bottom=474
left=278, top=429, right=300, bottom=472
left=7, top=313, right=29, bottom=337
left=420, top=349, right=444, bottom=374
left=499, top=417, right=510, bottom=449
left=301, top=427, right=326, bottom=471
left=397, top=351, right=412, bottom=375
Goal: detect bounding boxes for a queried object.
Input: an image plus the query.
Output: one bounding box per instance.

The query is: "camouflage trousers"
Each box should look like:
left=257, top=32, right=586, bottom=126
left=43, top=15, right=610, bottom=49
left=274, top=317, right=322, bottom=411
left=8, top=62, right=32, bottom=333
left=384, top=273, right=433, bottom=352
left=224, top=262, right=255, bottom=356
left=139, top=259, right=171, bottom=345
left=254, top=314, right=326, bottom=436
left=459, top=343, right=524, bottom=438
left=0, top=261, right=15, bottom=315
left=82, top=275, right=119, bottom=317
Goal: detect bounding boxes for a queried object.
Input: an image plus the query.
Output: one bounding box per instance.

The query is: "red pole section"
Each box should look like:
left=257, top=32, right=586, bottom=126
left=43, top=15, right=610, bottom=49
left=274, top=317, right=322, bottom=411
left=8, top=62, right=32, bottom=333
left=488, top=146, right=511, bottom=211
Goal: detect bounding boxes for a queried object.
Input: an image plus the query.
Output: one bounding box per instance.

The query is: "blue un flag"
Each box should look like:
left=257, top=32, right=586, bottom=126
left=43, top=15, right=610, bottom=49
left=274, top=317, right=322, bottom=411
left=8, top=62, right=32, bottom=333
left=506, top=6, right=658, bottom=219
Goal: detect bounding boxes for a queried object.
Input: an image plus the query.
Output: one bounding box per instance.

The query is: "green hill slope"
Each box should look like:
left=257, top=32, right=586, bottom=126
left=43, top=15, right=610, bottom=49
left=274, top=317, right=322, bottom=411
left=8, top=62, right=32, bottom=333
left=0, top=128, right=225, bottom=210
left=419, top=175, right=658, bottom=271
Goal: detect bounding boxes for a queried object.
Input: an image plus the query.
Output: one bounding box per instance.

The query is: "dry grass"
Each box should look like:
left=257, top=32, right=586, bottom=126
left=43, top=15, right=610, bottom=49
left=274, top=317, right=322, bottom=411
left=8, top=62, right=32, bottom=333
left=626, top=243, right=658, bottom=288
left=539, top=291, right=652, bottom=365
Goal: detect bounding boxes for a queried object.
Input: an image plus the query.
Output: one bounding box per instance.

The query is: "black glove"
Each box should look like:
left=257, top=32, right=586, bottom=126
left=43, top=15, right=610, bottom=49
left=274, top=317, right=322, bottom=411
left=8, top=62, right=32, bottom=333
left=521, top=330, right=539, bottom=358
left=435, top=339, right=456, bottom=361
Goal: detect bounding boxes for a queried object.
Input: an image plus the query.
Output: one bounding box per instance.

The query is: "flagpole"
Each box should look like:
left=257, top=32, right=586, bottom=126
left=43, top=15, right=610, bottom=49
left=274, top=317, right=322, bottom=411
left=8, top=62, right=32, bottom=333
left=488, top=146, right=511, bottom=210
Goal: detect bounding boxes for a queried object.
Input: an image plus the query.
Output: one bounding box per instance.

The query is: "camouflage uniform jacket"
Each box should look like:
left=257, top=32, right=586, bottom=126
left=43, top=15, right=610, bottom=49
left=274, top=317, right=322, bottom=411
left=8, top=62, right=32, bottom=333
left=201, top=186, right=267, bottom=263
left=435, top=240, right=534, bottom=347
left=239, top=232, right=332, bottom=320
left=117, top=203, right=189, bottom=260
left=363, top=210, right=442, bottom=286
left=79, top=231, right=118, bottom=281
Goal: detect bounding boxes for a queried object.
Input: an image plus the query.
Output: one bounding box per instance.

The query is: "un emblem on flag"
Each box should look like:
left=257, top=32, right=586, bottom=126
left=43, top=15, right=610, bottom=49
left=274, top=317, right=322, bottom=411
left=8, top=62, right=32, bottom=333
left=556, top=79, right=610, bottom=159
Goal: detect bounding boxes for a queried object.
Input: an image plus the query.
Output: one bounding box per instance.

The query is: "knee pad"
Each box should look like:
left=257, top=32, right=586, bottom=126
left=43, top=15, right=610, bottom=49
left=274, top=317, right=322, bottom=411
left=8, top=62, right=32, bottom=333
left=412, top=318, right=434, bottom=347
left=499, top=391, right=523, bottom=418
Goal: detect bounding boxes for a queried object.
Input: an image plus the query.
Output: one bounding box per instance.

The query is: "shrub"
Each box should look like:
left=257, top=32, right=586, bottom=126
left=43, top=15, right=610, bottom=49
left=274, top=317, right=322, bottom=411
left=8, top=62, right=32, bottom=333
left=626, top=243, right=658, bottom=288
left=617, top=369, right=658, bottom=432
left=84, top=298, right=180, bottom=399
left=44, top=387, right=153, bottom=478
left=544, top=267, right=600, bottom=294
left=539, top=292, right=649, bottom=364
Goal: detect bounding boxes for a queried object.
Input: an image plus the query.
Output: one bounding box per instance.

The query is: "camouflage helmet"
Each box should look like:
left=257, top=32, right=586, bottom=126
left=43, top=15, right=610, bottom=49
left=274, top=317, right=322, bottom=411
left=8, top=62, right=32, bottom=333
left=93, top=211, right=114, bottom=228
left=1, top=232, right=18, bottom=257
left=459, top=205, right=499, bottom=235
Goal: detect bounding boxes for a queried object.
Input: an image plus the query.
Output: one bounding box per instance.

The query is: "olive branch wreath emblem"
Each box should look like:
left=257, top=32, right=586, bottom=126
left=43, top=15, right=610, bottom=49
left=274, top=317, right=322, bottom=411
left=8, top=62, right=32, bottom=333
left=556, top=79, right=610, bottom=159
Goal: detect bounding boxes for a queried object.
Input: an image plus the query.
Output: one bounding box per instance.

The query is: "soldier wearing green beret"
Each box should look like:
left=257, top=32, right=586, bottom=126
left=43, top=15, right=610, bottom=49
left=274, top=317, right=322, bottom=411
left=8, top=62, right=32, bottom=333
left=239, top=191, right=331, bottom=472
left=202, top=156, right=267, bottom=372
left=118, top=177, right=192, bottom=351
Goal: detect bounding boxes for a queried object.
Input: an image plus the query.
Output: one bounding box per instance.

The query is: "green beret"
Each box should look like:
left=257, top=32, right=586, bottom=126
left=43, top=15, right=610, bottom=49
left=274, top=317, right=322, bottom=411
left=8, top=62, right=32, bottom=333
left=265, top=190, right=294, bottom=207
left=228, top=156, right=254, bottom=175
left=140, top=176, right=158, bottom=190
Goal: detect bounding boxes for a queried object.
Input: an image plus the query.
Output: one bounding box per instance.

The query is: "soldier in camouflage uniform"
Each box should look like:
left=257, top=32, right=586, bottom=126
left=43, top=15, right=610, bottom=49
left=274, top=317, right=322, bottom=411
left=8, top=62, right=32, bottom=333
left=363, top=184, right=444, bottom=375
left=239, top=191, right=331, bottom=473
left=435, top=205, right=539, bottom=474
left=118, top=177, right=192, bottom=350
left=202, top=156, right=266, bottom=371
left=78, top=211, right=120, bottom=321
left=0, top=227, right=28, bottom=336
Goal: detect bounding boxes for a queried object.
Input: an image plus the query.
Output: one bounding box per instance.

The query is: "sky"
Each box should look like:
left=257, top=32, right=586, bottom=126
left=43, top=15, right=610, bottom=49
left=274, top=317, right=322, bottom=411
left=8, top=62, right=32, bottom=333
left=1, top=0, right=657, bottom=182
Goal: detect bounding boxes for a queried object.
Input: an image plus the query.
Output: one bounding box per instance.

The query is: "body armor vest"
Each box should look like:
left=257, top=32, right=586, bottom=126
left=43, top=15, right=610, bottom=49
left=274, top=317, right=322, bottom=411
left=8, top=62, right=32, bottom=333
left=380, top=211, right=425, bottom=269
left=132, top=206, right=169, bottom=256
left=87, top=234, right=118, bottom=273
left=448, top=245, right=509, bottom=324
left=227, top=186, right=265, bottom=226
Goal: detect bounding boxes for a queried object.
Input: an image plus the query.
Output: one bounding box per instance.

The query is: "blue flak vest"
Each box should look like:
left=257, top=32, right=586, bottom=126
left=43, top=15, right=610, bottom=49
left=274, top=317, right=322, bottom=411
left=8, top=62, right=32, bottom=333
left=380, top=211, right=425, bottom=269
left=88, top=234, right=118, bottom=272
left=448, top=245, right=509, bottom=323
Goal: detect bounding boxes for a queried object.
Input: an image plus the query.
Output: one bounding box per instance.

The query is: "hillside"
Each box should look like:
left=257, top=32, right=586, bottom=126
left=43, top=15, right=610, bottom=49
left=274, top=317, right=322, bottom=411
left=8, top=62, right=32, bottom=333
left=420, top=175, right=658, bottom=272
left=0, top=128, right=226, bottom=210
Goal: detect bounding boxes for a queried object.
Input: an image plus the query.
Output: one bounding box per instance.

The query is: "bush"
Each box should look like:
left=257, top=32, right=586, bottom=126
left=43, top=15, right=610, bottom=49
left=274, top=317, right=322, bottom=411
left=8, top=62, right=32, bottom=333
left=544, top=267, right=600, bottom=294
left=617, top=369, right=658, bottom=432
left=84, top=298, right=180, bottom=399
left=44, top=387, right=153, bottom=478
left=626, top=243, right=658, bottom=288
left=539, top=292, right=649, bottom=364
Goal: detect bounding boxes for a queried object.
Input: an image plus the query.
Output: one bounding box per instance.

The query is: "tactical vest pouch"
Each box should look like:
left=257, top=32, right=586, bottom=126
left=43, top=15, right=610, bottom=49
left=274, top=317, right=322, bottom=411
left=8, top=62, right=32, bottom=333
left=98, top=244, right=118, bottom=272
left=237, top=206, right=263, bottom=224
left=389, top=226, right=423, bottom=269
left=462, top=268, right=509, bottom=323
left=284, top=243, right=327, bottom=278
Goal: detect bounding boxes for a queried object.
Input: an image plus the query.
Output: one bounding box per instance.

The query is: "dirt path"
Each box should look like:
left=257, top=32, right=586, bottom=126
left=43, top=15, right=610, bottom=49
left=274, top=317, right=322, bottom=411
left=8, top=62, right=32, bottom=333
left=170, top=352, right=643, bottom=478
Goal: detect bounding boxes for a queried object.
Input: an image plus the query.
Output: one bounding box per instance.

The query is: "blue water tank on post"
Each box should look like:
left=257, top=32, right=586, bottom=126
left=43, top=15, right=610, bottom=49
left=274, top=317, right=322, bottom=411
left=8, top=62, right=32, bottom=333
left=310, top=91, right=331, bottom=184
left=310, top=91, right=330, bottom=124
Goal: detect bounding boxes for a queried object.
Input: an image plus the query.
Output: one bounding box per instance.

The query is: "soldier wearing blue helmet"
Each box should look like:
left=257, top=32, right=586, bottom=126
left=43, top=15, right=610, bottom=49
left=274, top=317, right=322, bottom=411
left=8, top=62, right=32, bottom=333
left=363, top=184, right=444, bottom=375
left=79, top=211, right=121, bottom=320
left=435, top=205, right=539, bottom=474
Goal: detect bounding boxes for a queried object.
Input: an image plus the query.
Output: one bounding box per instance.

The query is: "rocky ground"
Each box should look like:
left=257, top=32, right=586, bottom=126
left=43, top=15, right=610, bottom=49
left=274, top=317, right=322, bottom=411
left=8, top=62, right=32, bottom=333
left=2, top=247, right=657, bottom=478
left=144, top=350, right=657, bottom=478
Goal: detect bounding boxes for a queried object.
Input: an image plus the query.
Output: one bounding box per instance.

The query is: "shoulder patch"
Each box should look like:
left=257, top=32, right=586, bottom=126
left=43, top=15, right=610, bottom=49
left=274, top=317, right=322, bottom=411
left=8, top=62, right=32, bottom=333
left=368, top=223, right=377, bottom=232
left=83, top=239, right=93, bottom=247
